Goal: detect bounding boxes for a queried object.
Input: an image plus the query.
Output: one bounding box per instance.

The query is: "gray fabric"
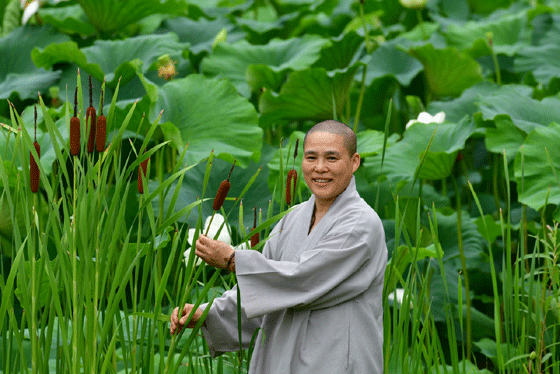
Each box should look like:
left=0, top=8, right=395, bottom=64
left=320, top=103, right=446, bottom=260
left=201, top=176, right=387, bottom=373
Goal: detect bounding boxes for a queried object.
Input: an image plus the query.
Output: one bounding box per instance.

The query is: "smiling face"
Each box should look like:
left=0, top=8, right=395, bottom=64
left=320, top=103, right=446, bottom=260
left=302, top=131, right=360, bottom=209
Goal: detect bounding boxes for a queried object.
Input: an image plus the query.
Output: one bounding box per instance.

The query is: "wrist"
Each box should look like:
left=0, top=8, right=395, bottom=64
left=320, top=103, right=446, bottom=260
left=226, top=251, right=235, bottom=273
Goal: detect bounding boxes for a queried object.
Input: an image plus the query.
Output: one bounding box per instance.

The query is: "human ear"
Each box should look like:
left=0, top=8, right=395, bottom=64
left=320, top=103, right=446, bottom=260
left=351, top=153, right=360, bottom=173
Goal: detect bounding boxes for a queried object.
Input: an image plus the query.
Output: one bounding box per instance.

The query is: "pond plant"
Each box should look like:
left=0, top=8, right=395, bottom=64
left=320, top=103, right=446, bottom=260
left=1, top=0, right=560, bottom=373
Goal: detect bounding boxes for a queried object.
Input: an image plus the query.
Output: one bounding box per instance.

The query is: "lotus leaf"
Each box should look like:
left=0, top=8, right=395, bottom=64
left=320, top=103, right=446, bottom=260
left=445, top=10, right=530, bottom=57
left=32, top=33, right=188, bottom=88
left=514, top=123, right=560, bottom=211
left=201, top=35, right=331, bottom=97
left=258, top=65, right=360, bottom=127
left=362, top=43, right=424, bottom=87
left=364, top=119, right=475, bottom=188
left=479, top=87, right=560, bottom=133
left=76, top=0, right=187, bottom=34
left=515, top=16, right=560, bottom=87
left=0, top=25, right=68, bottom=100
left=38, top=4, right=97, bottom=35
left=153, top=74, right=262, bottom=167
left=409, top=44, right=484, bottom=98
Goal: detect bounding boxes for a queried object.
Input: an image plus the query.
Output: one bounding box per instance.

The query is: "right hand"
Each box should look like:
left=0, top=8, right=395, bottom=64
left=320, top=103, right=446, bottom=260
left=170, top=303, right=203, bottom=335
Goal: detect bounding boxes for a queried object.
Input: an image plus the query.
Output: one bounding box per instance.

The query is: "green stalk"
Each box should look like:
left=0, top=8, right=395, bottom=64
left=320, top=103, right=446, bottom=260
left=416, top=9, right=427, bottom=40
left=452, top=176, right=472, bottom=360
left=353, top=65, right=367, bottom=134
left=72, top=156, right=79, bottom=374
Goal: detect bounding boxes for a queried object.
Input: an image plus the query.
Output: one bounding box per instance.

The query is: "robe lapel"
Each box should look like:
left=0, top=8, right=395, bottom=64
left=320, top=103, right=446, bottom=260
left=282, top=177, right=358, bottom=262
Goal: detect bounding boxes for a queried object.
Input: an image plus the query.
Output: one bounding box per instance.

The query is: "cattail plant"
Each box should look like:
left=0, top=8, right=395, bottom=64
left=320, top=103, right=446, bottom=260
left=86, top=74, right=97, bottom=153
left=70, top=87, right=80, bottom=156
left=137, top=152, right=150, bottom=194
left=250, top=206, right=259, bottom=248
left=30, top=105, right=40, bottom=193
left=205, top=160, right=236, bottom=236
left=285, top=138, right=299, bottom=205
left=96, top=81, right=106, bottom=152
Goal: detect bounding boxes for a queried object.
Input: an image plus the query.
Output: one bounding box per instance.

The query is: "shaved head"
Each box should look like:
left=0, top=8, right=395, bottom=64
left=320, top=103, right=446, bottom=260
left=304, top=120, right=357, bottom=156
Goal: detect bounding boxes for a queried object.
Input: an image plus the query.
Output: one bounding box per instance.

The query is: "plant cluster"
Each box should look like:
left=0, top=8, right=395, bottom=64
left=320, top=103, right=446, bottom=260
left=1, top=0, right=560, bottom=373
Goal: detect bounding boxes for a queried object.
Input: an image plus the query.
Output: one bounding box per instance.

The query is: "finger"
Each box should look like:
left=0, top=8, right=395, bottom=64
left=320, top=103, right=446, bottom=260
left=170, top=307, right=179, bottom=334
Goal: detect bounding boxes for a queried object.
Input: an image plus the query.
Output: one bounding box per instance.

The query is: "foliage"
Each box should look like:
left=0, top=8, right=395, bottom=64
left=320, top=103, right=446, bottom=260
left=1, top=0, right=560, bottom=372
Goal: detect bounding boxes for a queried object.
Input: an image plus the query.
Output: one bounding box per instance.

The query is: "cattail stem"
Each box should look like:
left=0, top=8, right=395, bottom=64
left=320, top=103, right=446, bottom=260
left=204, top=211, right=216, bottom=237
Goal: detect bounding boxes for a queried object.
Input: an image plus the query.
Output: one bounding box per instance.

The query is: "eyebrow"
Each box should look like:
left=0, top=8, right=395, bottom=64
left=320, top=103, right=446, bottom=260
left=304, top=150, right=341, bottom=157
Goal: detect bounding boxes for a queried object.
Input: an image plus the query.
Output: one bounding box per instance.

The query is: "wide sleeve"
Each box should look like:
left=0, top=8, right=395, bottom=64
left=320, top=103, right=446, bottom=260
left=199, top=286, right=263, bottom=358
left=235, top=208, right=386, bottom=319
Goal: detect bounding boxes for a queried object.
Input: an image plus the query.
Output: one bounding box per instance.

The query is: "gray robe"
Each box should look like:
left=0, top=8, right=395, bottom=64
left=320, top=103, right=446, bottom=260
left=201, top=176, right=387, bottom=373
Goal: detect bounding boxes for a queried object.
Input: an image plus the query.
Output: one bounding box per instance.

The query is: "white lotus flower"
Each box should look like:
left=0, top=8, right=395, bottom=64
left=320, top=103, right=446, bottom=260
left=183, top=213, right=248, bottom=267
left=387, top=288, right=413, bottom=307
left=405, top=111, right=446, bottom=129
left=21, top=0, right=69, bottom=24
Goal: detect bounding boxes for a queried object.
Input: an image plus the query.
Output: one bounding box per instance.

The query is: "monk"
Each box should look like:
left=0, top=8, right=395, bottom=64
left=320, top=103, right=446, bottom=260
left=170, top=120, right=388, bottom=373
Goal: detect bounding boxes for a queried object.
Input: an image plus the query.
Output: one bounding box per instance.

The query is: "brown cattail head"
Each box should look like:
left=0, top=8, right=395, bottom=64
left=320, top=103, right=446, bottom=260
left=250, top=207, right=259, bottom=248
left=285, top=169, right=297, bottom=205
left=30, top=105, right=40, bottom=193
left=86, top=75, right=96, bottom=153
left=213, top=180, right=230, bottom=211
left=70, top=87, right=80, bottom=156
left=137, top=154, right=150, bottom=194
left=212, top=160, right=236, bottom=211
left=95, top=84, right=106, bottom=152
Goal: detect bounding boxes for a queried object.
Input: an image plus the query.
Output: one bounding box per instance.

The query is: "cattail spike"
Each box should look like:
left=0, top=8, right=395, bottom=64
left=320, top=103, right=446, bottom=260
left=138, top=153, right=150, bottom=194
left=74, top=87, right=78, bottom=117
left=227, top=160, right=236, bottom=181
left=34, top=105, right=37, bottom=141
left=250, top=206, right=259, bottom=248
left=30, top=106, right=40, bottom=193
left=286, top=169, right=297, bottom=205
left=89, top=74, right=93, bottom=107
left=213, top=180, right=230, bottom=211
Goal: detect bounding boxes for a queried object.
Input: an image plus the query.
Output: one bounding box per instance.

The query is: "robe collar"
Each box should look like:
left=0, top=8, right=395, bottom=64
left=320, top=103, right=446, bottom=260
left=287, top=176, right=358, bottom=259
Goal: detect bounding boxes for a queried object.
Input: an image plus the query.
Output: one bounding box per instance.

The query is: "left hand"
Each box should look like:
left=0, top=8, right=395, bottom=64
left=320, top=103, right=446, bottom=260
left=195, top=234, right=234, bottom=270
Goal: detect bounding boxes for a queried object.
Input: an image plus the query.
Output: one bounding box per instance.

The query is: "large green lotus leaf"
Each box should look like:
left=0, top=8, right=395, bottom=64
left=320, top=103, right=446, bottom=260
left=356, top=130, right=399, bottom=158
left=436, top=210, right=489, bottom=272
left=157, top=16, right=245, bottom=57
left=38, top=4, right=97, bottom=35
left=409, top=45, right=483, bottom=98
left=246, top=31, right=362, bottom=97
left=76, top=0, right=187, bottom=34
left=153, top=75, right=262, bottom=167
left=32, top=33, right=188, bottom=88
left=235, top=12, right=301, bottom=44
left=364, top=120, right=474, bottom=187
left=362, top=44, right=424, bottom=87
left=258, top=65, right=361, bottom=127
left=312, top=31, right=363, bottom=72
left=0, top=25, right=68, bottom=100
left=201, top=35, right=331, bottom=97
left=427, top=81, right=505, bottom=123
left=479, top=88, right=560, bottom=133
left=445, top=10, right=530, bottom=57
left=484, top=115, right=526, bottom=160
left=467, top=0, right=514, bottom=15
left=513, top=123, right=560, bottom=211
left=515, top=19, right=560, bottom=86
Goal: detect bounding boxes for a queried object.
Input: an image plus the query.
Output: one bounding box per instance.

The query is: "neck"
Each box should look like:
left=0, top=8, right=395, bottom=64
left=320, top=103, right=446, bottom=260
left=314, top=199, right=333, bottom=215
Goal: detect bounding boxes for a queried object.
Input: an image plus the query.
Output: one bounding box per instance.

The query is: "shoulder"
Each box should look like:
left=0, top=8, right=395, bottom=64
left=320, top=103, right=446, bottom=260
left=326, top=197, right=384, bottom=242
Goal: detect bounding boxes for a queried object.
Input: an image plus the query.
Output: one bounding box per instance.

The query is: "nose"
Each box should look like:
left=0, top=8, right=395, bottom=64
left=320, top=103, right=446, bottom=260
left=315, top=158, right=328, bottom=172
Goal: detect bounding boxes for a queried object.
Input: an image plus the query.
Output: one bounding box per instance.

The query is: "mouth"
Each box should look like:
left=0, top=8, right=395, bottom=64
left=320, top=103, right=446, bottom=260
left=312, top=178, right=332, bottom=185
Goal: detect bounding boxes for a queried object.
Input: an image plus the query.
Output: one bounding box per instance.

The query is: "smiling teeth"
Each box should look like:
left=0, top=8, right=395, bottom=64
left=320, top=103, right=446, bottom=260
left=315, top=179, right=330, bottom=182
